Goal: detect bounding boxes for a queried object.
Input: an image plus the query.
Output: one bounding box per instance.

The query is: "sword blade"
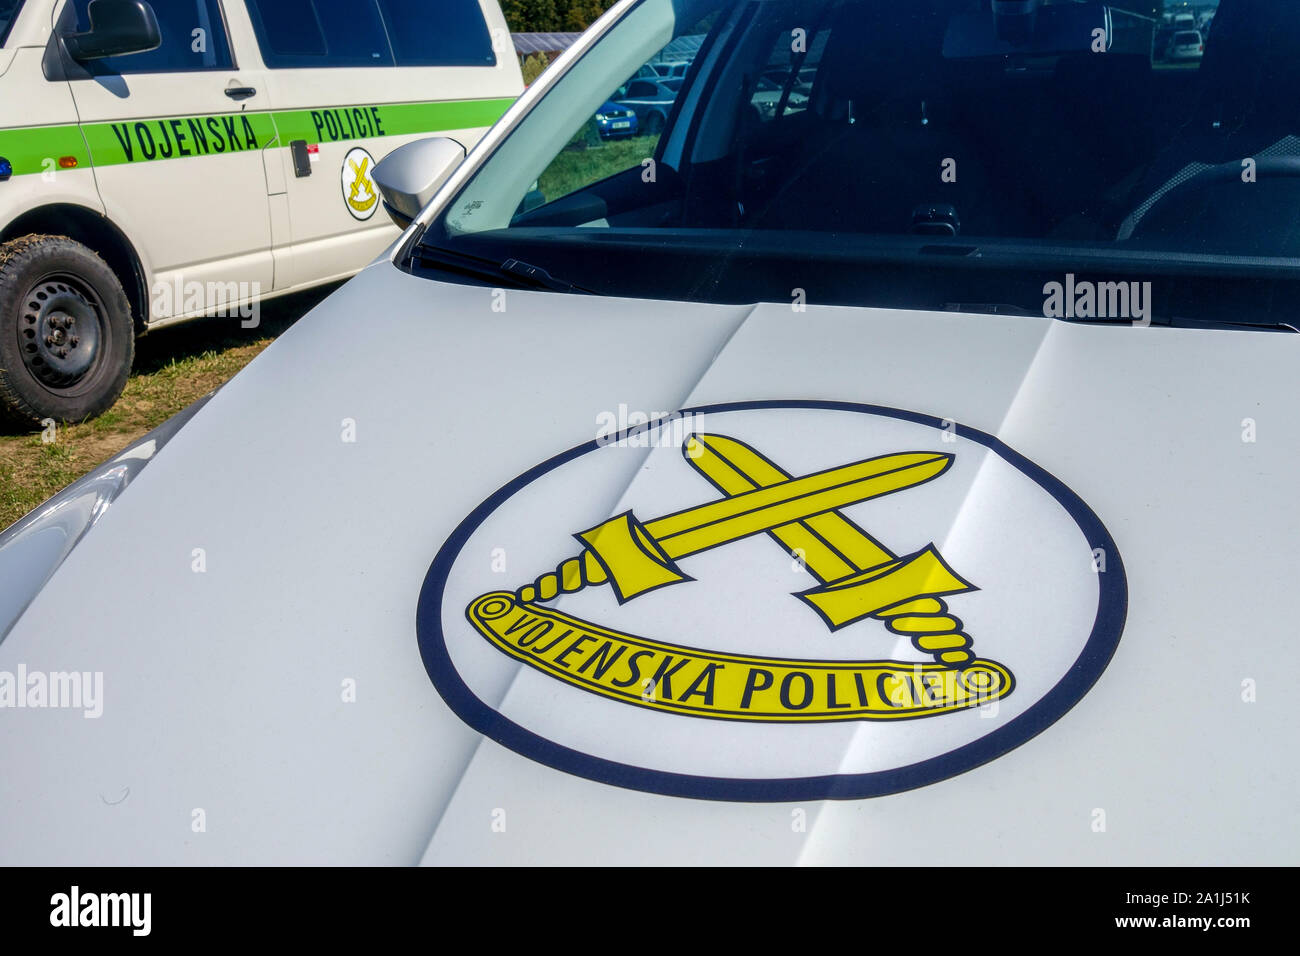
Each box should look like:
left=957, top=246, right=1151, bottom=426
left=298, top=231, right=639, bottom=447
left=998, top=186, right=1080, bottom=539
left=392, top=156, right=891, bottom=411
left=682, top=433, right=898, bottom=581
left=646, top=447, right=951, bottom=560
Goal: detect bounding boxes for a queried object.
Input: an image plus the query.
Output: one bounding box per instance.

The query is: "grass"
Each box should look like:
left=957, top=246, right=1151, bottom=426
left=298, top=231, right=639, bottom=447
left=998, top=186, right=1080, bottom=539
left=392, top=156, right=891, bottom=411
left=0, top=284, right=337, bottom=530
left=538, top=132, right=661, bottom=204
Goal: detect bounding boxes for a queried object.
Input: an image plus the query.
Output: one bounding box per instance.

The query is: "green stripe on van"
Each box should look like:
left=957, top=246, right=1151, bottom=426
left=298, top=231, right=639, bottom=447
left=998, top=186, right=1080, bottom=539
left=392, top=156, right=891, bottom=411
left=271, top=98, right=516, bottom=144
left=0, top=97, right=515, bottom=175
left=80, top=112, right=279, bottom=167
left=0, top=125, right=91, bottom=177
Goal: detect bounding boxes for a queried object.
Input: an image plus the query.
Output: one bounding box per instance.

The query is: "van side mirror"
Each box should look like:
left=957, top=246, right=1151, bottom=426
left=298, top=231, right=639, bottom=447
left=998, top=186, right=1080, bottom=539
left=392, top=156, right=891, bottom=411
left=372, top=137, right=466, bottom=229
left=62, top=0, right=162, bottom=61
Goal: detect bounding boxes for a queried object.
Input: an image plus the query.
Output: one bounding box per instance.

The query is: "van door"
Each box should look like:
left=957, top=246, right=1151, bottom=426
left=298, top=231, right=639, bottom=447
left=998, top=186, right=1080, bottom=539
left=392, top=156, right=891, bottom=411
left=239, top=0, right=522, bottom=291
left=58, top=0, right=273, bottom=324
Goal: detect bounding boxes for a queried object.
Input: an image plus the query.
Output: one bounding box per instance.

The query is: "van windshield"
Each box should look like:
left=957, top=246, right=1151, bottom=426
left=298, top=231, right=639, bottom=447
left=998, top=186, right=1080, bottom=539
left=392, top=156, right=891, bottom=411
left=419, top=0, right=1299, bottom=327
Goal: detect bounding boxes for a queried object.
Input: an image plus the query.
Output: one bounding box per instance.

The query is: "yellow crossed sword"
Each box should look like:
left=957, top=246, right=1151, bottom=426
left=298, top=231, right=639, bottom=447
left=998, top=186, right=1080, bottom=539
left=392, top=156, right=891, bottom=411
left=682, top=434, right=978, bottom=667
left=348, top=156, right=377, bottom=211
left=515, top=434, right=977, bottom=667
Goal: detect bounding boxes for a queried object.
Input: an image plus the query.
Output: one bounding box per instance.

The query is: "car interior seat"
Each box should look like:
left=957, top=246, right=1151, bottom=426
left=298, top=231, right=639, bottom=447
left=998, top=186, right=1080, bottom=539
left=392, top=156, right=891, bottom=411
left=743, top=1, right=1000, bottom=236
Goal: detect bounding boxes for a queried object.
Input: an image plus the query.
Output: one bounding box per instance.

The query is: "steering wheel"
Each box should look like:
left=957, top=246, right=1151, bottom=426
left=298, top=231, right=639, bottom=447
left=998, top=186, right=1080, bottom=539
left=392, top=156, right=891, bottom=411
left=1121, top=155, right=1300, bottom=253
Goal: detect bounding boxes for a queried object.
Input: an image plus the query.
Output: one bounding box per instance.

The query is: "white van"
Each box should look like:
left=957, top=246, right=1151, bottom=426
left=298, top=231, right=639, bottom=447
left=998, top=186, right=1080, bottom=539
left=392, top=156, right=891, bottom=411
left=0, top=0, right=521, bottom=422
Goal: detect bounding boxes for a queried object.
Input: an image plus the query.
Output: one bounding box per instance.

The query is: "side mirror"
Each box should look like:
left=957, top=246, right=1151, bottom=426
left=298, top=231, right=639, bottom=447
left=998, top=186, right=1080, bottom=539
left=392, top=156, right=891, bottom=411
left=63, top=0, right=162, bottom=61
left=372, top=137, right=466, bottom=229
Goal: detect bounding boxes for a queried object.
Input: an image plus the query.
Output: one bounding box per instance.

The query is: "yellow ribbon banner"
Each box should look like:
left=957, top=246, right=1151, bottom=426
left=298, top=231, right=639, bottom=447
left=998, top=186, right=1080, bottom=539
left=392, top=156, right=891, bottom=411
left=467, top=592, right=1014, bottom=723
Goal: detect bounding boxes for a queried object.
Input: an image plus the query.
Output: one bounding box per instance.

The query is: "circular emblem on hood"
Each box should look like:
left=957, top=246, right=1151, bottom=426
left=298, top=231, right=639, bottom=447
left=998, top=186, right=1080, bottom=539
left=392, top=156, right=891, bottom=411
left=416, top=401, right=1127, bottom=801
left=340, top=146, right=378, bottom=220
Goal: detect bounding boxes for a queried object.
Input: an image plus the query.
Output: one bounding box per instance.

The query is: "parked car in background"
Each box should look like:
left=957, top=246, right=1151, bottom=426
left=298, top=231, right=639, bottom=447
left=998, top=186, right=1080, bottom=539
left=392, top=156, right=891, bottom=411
left=594, top=100, right=639, bottom=139
left=751, top=71, right=813, bottom=119
left=0, top=0, right=522, bottom=423
left=650, top=60, right=691, bottom=78
left=614, top=77, right=681, bottom=134
left=1153, top=25, right=1173, bottom=58
left=1166, top=28, right=1205, bottom=59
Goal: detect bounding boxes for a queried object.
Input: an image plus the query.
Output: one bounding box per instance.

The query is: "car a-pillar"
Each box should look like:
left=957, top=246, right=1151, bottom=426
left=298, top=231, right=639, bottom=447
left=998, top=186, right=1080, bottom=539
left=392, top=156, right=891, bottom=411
left=0, top=233, right=134, bottom=425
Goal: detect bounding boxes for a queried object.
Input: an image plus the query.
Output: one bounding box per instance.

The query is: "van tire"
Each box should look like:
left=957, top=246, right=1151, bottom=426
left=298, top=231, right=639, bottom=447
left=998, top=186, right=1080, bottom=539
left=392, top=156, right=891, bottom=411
left=0, top=235, right=134, bottom=425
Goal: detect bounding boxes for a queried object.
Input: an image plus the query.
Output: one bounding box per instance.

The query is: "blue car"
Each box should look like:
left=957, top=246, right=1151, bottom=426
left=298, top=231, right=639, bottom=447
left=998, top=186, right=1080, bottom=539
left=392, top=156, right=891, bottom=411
left=594, top=101, right=639, bottom=139
left=614, top=78, right=681, bottom=134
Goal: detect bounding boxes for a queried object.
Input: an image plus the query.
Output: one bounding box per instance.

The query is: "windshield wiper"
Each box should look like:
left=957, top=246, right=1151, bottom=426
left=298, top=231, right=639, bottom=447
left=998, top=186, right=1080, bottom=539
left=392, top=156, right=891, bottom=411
left=499, top=258, right=593, bottom=293
left=942, top=302, right=1296, bottom=332
left=1148, top=315, right=1298, bottom=333
left=941, top=302, right=1040, bottom=316
left=414, top=241, right=597, bottom=295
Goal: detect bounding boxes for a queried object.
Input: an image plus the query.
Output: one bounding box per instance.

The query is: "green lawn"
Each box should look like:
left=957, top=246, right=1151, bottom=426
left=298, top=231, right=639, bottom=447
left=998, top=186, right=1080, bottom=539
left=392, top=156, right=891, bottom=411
left=538, top=132, right=661, bottom=205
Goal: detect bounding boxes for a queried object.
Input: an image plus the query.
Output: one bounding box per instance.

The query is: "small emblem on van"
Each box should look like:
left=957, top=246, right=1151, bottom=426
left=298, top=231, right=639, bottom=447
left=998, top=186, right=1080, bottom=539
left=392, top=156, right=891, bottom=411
left=341, top=147, right=378, bottom=220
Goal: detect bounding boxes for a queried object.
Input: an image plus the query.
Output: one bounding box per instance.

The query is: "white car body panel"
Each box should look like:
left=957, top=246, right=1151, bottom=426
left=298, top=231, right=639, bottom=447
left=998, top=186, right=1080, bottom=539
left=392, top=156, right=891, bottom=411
left=3, top=0, right=1295, bottom=867
left=1, top=260, right=1294, bottom=864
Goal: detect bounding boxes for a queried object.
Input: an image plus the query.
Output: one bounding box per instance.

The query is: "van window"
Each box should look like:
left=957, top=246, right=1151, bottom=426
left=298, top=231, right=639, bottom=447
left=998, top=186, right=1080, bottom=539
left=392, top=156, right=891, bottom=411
left=1, top=0, right=24, bottom=47
left=376, top=0, right=496, bottom=66
left=70, top=0, right=233, bottom=73
left=245, top=0, right=394, bottom=67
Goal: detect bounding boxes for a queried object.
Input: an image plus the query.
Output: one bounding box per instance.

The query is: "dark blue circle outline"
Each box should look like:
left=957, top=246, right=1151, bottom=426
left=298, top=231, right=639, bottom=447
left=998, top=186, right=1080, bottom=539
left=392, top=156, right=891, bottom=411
left=415, top=400, right=1128, bottom=802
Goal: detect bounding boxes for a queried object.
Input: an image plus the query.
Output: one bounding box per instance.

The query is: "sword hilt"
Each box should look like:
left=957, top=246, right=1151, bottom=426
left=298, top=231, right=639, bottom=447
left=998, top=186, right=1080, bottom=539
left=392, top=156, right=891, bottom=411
left=797, top=545, right=979, bottom=668
left=517, top=549, right=609, bottom=604
left=517, top=511, right=692, bottom=606
left=874, top=596, right=976, bottom=667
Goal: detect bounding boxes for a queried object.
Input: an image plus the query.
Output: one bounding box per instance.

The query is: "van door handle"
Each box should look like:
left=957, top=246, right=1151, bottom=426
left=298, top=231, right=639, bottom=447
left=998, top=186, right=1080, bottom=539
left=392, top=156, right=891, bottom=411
left=224, top=86, right=257, bottom=100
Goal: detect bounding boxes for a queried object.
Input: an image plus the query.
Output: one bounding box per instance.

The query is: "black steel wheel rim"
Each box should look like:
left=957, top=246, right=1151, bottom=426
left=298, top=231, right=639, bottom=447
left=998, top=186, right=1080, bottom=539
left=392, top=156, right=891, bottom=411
left=16, top=273, right=105, bottom=389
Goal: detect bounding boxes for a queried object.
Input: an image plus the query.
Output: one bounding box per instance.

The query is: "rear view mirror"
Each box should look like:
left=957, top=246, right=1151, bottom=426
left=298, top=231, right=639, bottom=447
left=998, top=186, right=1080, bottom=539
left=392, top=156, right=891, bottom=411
left=62, top=0, right=161, bottom=61
left=944, top=2, right=1139, bottom=59
left=372, top=137, right=467, bottom=229
left=991, top=0, right=1042, bottom=46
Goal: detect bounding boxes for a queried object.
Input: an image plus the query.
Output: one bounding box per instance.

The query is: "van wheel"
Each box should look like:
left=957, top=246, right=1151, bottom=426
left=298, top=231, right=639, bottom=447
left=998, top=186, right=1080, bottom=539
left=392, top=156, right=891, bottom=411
left=0, top=235, right=134, bottom=425
left=644, top=112, right=665, bottom=135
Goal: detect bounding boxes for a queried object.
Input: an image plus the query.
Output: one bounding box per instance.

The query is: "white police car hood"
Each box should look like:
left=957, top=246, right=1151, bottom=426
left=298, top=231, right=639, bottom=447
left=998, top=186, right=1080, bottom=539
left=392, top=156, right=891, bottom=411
left=1, top=261, right=1295, bottom=864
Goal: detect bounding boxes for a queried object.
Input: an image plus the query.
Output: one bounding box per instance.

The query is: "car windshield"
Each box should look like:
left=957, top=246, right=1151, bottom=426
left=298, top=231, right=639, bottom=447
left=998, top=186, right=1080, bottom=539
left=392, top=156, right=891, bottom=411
left=416, top=0, right=1299, bottom=328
